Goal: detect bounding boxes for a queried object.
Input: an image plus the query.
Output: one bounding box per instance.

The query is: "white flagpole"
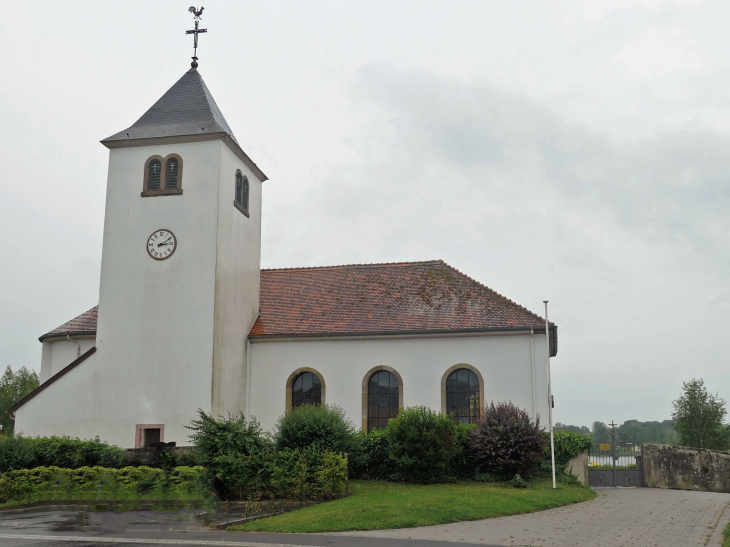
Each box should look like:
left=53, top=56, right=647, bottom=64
left=544, top=301, right=557, bottom=490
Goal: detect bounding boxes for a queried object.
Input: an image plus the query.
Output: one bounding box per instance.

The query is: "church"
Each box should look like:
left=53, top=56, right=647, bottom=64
left=10, top=55, right=557, bottom=449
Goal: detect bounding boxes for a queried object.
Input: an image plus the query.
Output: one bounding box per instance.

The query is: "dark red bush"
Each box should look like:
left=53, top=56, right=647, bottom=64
left=468, top=401, right=546, bottom=478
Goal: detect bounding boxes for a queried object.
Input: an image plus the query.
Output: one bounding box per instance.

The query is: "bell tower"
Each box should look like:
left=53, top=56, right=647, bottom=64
left=12, top=8, right=268, bottom=448
left=93, top=63, right=267, bottom=445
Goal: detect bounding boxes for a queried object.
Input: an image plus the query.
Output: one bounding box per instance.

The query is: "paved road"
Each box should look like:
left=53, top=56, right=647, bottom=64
left=338, top=487, right=730, bottom=546
left=0, top=488, right=728, bottom=547
left=0, top=508, right=489, bottom=547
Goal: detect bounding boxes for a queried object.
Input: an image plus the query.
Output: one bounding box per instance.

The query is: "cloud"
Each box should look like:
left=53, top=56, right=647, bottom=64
left=261, top=64, right=730, bottom=424
left=612, top=26, right=701, bottom=80
left=560, top=0, right=704, bottom=23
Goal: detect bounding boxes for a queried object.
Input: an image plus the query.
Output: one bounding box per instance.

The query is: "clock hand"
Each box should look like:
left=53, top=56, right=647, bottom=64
left=157, top=237, right=173, bottom=247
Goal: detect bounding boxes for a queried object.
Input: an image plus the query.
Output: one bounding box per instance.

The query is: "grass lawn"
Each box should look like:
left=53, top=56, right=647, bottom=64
left=230, top=479, right=596, bottom=533
left=723, top=517, right=730, bottom=547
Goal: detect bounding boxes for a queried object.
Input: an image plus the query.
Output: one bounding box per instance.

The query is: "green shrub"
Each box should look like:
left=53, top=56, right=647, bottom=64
left=0, top=466, right=207, bottom=504
left=187, top=410, right=271, bottom=468
left=469, top=401, right=546, bottom=478
left=508, top=474, right=528, bottom=488
left=550, top=431, right=593, bottom=467
left=351, top=429, right=394, bottom=480
left=539, top=430, right=593, bottom=483
left=385, top=406, right=459, bottom=484
left=268, top=447, right=347, bottom=501
left=449, top=423, right=478, bottom=479
left=275, top=404, right=357, bottom=456
left=187, top=411, right=348, bottom=501
left=187, top=410, right=272, bottom=499
left=351, top=422, right=476, bottom=482
left=0, top=436, right=126, bottom=473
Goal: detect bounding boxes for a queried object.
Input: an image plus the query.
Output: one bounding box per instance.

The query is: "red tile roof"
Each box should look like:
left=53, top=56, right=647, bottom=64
left=39, top=306, right=99, bottom=342
left=250, top=260, right=551, bottom=339
left=38, top=261, right=556, bottom=351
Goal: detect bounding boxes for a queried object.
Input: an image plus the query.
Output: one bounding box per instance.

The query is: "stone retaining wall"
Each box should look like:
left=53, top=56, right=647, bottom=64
left=566, top=450, right=589, bottom=486
left=643, top=443, right=730, bottom=493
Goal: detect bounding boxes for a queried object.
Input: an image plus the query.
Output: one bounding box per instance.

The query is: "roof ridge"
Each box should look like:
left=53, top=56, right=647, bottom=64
left=261, top=260, right=442, bottom=272
left=438, top=261, right=547, bottom=323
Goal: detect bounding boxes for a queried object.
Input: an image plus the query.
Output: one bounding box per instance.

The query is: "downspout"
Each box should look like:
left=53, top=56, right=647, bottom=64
left=530, top=328, right=537, bottom=420
left=245, top=339, right=252, bottom=418
left=67, top=335, right=81, bottom=359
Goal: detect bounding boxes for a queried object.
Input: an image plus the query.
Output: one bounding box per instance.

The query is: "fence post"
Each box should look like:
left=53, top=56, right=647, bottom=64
left=610, top=421, right=617, bottom=488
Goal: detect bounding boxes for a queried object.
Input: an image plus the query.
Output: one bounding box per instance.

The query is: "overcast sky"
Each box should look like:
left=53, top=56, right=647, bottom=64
left=1, top=0, right=728, bottom=427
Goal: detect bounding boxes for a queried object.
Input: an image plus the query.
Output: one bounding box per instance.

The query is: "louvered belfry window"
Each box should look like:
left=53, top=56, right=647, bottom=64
left=367, top=371, right=399, bottom=432
left=165, top=158, right=179, bottom=189
left=291, top=372, right=322, bottom=408
left=148, top=160, right=162, bottom=191
left=235, top=172, right=243, bottom=206
left=446, top=368, right=480, bottom=424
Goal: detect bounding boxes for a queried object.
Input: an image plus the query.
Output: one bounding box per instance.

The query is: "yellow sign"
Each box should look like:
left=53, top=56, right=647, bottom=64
left=600, top=443, right=611, bottom=451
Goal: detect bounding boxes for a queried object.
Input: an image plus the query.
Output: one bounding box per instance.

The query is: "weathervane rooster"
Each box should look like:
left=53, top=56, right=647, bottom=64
left=188, top=6, right=204, bottom=19
left=186, top=7, right=207, bottom=68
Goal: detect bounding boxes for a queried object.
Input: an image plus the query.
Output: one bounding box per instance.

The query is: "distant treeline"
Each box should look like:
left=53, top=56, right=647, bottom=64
left=554, top=420, right=677, bottom=445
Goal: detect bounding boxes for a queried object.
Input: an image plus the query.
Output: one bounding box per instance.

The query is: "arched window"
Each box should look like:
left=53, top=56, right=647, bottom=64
left=234, top=170, right=250, bottom=216
left=445, top=368, right=481, bottom=424
left=291, top=371, right=322, bottom=408
left=235, top=172, right=243, bottom=206
left=242, top=175, right=249, bottom=212
left=367, top=370, right=400, bottom=432
left=148, top=159, right=162, bottom=191
left=143, top=155, right=183, bottom=196
left=165, top=158, right=179, bottom=189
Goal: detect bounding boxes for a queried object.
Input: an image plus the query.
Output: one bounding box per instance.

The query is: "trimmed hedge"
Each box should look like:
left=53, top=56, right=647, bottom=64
left=0, top=466, right=207, bottom=504
left=0, top=436, right=126, bottom=473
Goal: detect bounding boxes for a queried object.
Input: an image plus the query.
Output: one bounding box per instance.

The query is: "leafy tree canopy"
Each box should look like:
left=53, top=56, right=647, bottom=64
left=671, top=378, right=729, bottom=450
left=555, top=420, right=676, bottom=445
left=554, top=422, right=590, bottom=435
left=0, top=366, right=39, bottom=436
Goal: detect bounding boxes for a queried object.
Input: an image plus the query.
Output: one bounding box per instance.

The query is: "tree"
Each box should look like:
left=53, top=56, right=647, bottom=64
left=671, top=378, right=729, bottom=450
left=591, top=421, right=609, bottom=443
left=0, top=366, right=40, bottom=436
left=554, top=422, right=591, bottom=435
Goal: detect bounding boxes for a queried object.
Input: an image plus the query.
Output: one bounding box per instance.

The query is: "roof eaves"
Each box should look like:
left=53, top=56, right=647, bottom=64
left=100, top=133, right=268, bottom=182
left=39, top=330, right=97, bottom=343
left=248, top=325, right=552, bottom=340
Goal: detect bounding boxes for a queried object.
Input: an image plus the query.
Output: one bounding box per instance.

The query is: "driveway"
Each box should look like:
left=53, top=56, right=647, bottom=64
left=0, top=488, right=727, bottom=547
left=337, top=487, right=730, bottom=546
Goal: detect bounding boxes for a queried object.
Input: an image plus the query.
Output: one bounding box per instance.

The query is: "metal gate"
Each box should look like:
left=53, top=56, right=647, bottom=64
left=588, top=422, right=643, bottom=487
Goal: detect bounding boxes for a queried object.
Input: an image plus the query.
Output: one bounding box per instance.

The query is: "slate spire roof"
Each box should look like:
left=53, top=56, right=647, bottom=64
left=101, top=68, right=267, bottom=181
left=102, top=68, right=238, bottom=145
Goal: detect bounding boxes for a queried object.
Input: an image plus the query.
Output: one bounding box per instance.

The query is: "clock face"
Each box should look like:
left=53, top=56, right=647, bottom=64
left=147, top=229, right=177, bottom=260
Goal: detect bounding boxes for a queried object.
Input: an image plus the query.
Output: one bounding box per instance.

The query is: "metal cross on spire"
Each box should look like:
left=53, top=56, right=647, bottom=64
left=186, top=6, right=207, bottom=69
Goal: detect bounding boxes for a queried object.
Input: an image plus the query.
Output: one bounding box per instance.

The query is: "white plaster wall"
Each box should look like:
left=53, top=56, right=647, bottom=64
left=211, top=145, right=262, bottom=416
left=16, top=354, right=102, bottom=440
left=248, top=332, right=551, bottom=433
left=38, top=339, right=97, bottom=382
left=18, top=140, right=229, bottom=447
left=39, top=342, right=53, bottom=383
